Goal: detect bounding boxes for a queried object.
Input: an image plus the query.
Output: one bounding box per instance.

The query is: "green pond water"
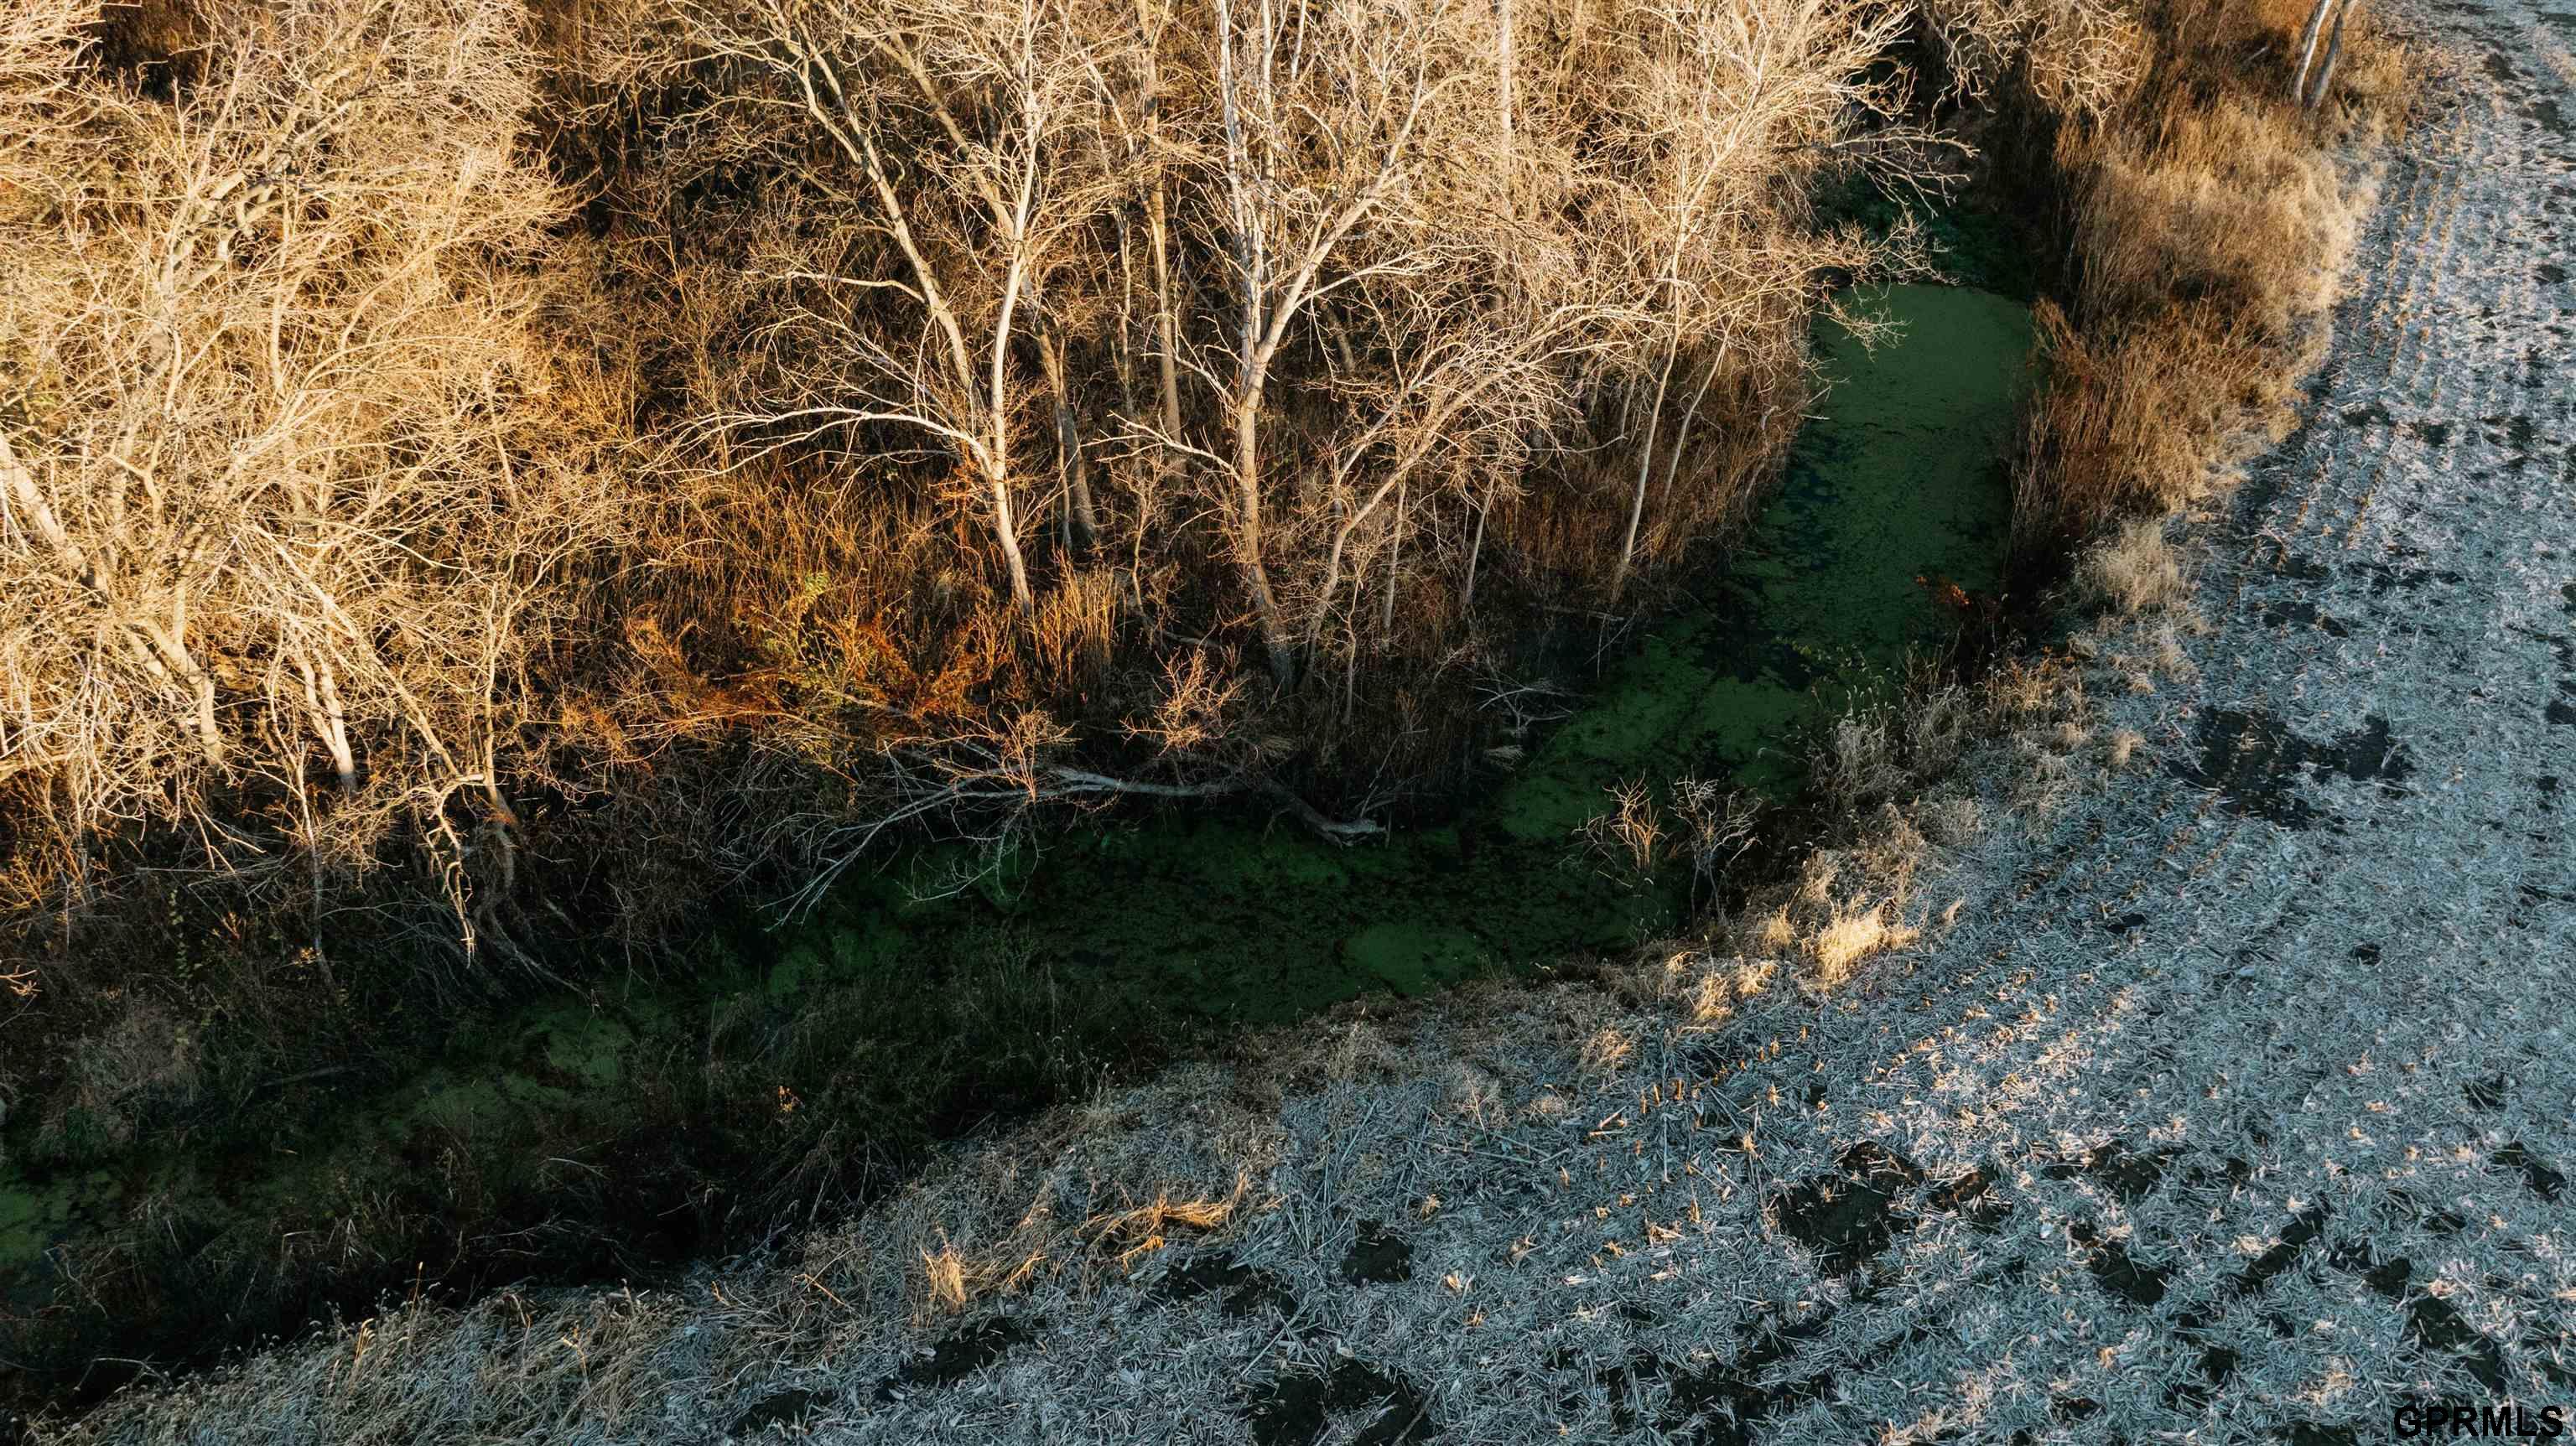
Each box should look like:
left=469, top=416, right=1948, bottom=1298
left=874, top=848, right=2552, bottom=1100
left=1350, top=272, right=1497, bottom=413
left=0, top=282, right=2033, bottom=1298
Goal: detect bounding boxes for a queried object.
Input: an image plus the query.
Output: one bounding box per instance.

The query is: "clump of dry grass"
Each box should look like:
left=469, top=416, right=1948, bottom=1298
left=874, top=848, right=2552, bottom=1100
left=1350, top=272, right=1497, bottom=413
left=1659, top=847, right=1927, bottom=1002
left=1681, top=956, right=1781, bottom=1025
left=1807, top=898, right=1921, bottom=989
left=1815, top=711, right=1911, bottom=816
left=2077, top=519, right=2191, bottom=614
left=1921, top=794, right=1985, bottom=847
left=1578, top=1027, right=1636, bottom=1075
left=26, top=1004, right=202, bottom=1159
left=1083, top=1175, right=1249, bottom=1272
left=2103, top=728, right=2147, bottom=770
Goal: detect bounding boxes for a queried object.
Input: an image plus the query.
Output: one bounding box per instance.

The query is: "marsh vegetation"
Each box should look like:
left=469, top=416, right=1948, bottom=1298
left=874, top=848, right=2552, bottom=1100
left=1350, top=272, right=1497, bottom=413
left=0, top=0, right=2401, bottom=1417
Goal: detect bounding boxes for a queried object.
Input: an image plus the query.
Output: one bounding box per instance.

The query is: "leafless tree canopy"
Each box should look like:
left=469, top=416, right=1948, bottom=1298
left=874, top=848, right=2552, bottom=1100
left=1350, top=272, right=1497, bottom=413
left=0, top=0, right=2083, bottom=946
left=567, top=0, right=1958, bottom=902
left=3, top=0, right=630, bottom=945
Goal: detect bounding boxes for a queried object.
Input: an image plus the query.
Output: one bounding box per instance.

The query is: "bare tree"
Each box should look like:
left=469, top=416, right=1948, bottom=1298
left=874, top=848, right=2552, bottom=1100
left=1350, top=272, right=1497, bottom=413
left=1187, top=0, right=1481, bottom=686
left=1599, top=0, right=1933, bottom=602
left=1301, top=288, right=1627, bottom=650
left=1, top=0, right=626, bottom=943
left=536, top=0, right=1956, bottom=904
left=672, top=0, right=1122, bottom=615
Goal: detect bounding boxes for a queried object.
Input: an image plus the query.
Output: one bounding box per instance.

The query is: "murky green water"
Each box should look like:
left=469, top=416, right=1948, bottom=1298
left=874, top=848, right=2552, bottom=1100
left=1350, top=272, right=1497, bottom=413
left=0, top=282, right=2032, bottom=1309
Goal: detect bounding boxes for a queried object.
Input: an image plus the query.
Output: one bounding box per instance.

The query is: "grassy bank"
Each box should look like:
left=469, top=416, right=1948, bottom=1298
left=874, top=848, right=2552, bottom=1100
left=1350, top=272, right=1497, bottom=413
left=1644, top=0, right=2418, bottom=1053
left=1545, top=0, right=2416, bottom=1079
left=2012, top=0, right=2412, bottom=572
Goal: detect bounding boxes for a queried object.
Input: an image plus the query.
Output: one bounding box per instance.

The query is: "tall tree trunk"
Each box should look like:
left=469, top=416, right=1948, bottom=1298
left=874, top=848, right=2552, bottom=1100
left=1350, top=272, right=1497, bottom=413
left=1035, top=320, right=1098, bottom=549
left=1137, top=0, right=1186, bottom=463
left=1232, top=392, right=1296, bottom=687
left=1379, top=480, right=1405, bottom=640
left=1149, top=189, right=1186, bottom=450
left=1611, top=333, right=1682, bottom=605
left=2303, top=0, right=2350, bottom=107
left=2292, top=0, right=2341, bottom=101
left=991, top=251, right=1038, bottom=614
left=986, top=459, right=1036, bottom=614
left=1462, top=493, right=1489, bottom=614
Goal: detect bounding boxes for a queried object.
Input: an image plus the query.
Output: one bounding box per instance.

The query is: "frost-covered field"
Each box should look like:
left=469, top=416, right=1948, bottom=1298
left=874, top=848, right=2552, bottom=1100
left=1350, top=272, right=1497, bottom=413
left=36, top=2, right=2576, bottom=1441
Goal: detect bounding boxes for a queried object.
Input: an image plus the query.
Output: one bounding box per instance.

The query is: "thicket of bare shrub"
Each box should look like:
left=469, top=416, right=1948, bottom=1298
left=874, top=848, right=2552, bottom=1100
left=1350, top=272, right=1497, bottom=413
left=2, top=0, right=631, bottom=969
left=0, top=0, right=1957, bottom=987
left=556, top=0, right=1955, bottom=910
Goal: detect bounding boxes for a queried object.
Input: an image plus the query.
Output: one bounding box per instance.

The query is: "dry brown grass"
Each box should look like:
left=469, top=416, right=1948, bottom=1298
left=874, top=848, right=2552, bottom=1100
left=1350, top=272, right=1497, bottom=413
left=2077, top=519, right=2191, bottom=614
left=2012, top=0, right=2406, bottom=555
left=1084, top=1174, right=1249, bottom=1270
left=1033, top=569, right=1122, bottom=695
left=1921, top=793, right=1985, bottom=847
left=1578, top=1026, right=1636, bottom=1075
left=2104, top=728, right=2147, bottom=770
left=898, top=1153, right=1249, bottom=1318
left=1808, top=898, right=1920, bottom=988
